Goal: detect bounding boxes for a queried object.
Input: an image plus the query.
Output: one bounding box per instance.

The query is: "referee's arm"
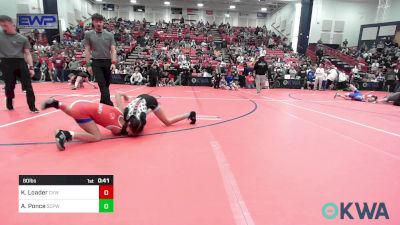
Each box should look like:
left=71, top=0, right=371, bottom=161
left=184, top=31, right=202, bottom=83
left=84, top=44, right=92, bottom=73
left=84, top=32, right=92, bottom=73
left=110, top=38, right=117, bottom=71
left=23, top=48, right=34, bottom=77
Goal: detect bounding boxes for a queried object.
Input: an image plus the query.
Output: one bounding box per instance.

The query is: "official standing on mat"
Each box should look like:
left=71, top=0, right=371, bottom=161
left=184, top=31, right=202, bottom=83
left=84, top=13, right=117, bottom=106
left=253, top=55, right=269, bottom=95
left=0, top=15, right=38, bottom=113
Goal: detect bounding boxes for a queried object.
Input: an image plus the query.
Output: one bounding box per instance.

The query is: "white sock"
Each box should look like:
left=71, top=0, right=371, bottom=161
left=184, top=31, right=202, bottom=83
left=69, top=131, right=75, bottom=140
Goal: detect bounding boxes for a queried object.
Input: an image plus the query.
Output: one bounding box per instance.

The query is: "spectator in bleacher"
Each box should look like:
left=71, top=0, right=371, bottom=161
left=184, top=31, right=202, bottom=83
left=130, top=67, right=143, bottom=85
left=305, top=66, right=315, bottom=90
left=39, top=61, right=47, bottom=82
left=53, top=53, right=65, bottom=82
left=246, top=72, right=255, bottom=89
left=237, top=54, right=244, bottom=64
left=288, top=66, right=297, bottom=78
left=314, top=64, right=325, bottom=91
left=316, top=46, right=324, bottom=64
left=394, top=68, right=400, bottom=92
left=326, top=66, right=338, bottom=90
left=297, top=65, right=307, bottom=88
left=385, top=68, right=397, bottom=92
left=371, top=60, right=379, bottom=73
left=351, top=65, right=359, bottom=83
left=68, top=57, right=80, bottom=78
left=47, top=58, right=55, bottom=83
left=337, top=71, right=348, bottom=90
left=237, top=62, right=245, bottom=88
left=148, top=63, right=160, bottom=87
left=342, top=39, right=348, bottom=48
left=377, top=41, right=384, bottom=53
left=376, top=70, right=385, bottom=91
left=259, top=48, right=266, bottom=57
left=384, top=38, right=393, bottom=48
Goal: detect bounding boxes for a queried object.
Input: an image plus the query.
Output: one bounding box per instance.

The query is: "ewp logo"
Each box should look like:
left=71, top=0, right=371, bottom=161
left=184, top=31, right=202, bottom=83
left=322, top=202, right=389, bottom=220
left=17, top=14, right=58, bottom=29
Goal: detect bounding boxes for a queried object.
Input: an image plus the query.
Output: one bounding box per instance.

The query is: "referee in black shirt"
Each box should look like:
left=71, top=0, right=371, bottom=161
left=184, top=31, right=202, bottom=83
left=84, top=13, right=117, bottom=106
left=0, top=15, right=38, bottom=112
left=253, top=56, right=269, bottom=95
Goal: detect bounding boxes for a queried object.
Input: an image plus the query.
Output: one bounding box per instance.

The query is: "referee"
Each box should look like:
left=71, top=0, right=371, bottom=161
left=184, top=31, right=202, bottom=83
left=84, top=13, right=117, bottom=106
left=0, top=15, right=38, bottom=112
left=253, top=55, right=269, bottom=95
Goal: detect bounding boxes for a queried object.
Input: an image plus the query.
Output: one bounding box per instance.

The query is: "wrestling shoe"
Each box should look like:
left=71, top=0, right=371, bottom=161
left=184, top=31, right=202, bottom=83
left=6, top=98, right=13, bottom=110
left=188, top=111, right=196, bottom=124
left=30, top=107, right=39, bottom=113
left=55, top=129, right=72, bottom=151
left=41, top=98, right=59, bottom=110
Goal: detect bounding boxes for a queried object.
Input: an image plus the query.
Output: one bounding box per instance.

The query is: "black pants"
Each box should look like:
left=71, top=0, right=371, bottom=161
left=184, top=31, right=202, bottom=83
left=385, top=80, right=396, bottom=92
left=0, top=58, right=36, bottom=108
left=148, top=75, right=158, bottom=87
left=239, top=75, right=246, bottom=88
left=92, top=59, right=113, bottom=106
left=214, top=77, right=221, bottom=88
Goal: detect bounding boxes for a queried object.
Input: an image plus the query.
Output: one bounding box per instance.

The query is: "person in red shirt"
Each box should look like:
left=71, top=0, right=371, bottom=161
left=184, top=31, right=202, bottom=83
left=237, top=62, right=245, bottom=88
left=53, top=54, right=65, bottom=82
left=246, top=72, right=255, bottom=89
left=46, top=57, right=55, bottom=82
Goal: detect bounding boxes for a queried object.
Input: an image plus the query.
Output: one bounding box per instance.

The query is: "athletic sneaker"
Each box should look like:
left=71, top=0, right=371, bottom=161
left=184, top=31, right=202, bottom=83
left=30, top=107, right=39, bottom=113
left=55, top=129, right=72, bottom=151
left=41, top=98, right=59, bottom=110
left=188, top=111, right=196, bottom=124
left=6, top=98, right=13, bottom=110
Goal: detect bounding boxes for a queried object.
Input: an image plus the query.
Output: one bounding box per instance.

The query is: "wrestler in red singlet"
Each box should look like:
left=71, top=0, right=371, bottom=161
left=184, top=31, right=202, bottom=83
left=62, top=100, right=123, bottom=132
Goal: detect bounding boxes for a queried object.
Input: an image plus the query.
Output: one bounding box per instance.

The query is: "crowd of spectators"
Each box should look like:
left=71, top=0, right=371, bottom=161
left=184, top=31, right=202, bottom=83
left=22, top=16, right=400, bottom=93
left=22, top=17, right=301, bottom=90
left=338, top=38, right=400, bottom=92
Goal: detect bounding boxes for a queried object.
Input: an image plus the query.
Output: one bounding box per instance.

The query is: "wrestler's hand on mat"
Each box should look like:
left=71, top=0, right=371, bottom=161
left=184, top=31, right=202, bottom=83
left=123, top=94, right=129, bottom=101
left=118, top=92, right=129, bottom=101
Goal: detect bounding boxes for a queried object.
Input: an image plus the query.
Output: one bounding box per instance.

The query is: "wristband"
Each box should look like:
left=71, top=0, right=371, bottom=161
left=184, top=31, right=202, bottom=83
left=112, top=60, right=117, bottom=65
left=28, top=65, right=34, bottom=70
left=86, top=62, right=91, bottom=67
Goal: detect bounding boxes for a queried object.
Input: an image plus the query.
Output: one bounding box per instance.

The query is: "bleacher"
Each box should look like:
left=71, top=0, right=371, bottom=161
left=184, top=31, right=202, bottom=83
left=307, top=44, right=369, bottom=73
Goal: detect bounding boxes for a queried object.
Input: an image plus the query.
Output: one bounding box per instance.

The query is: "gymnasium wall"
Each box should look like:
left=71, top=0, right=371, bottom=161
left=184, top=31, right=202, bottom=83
left=57, top=0, right=95, bottom=30
left=0, top=0, right=17, bottom=21
left=15, top=0, right=43, bottom=14
left=383, top=0, right=400, bottom=23
left=91, top=4, right=268, bottom=27
left=309, top=0, right=377, bottom=47
left=266, top=3, right=297, bottom=41
left=358, top=21, right=400, bottom=49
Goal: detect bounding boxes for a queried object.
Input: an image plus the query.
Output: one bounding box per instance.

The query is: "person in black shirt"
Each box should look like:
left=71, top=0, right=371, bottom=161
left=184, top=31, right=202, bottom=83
left=147, top=64, right=159, bottom=87
left=213, top=72, right=221, bottom=89
left=316, top=47, right=324, bottom=64
left=253, top=56, right=269, bottom=95
left=298, top=65, right=307, bottom=88
left=394, top=68, right=400, bottom=92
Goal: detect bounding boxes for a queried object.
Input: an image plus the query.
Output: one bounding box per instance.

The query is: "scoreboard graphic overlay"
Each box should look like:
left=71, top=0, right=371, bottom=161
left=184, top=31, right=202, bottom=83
left=19, top=175, right=113, bottom=213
